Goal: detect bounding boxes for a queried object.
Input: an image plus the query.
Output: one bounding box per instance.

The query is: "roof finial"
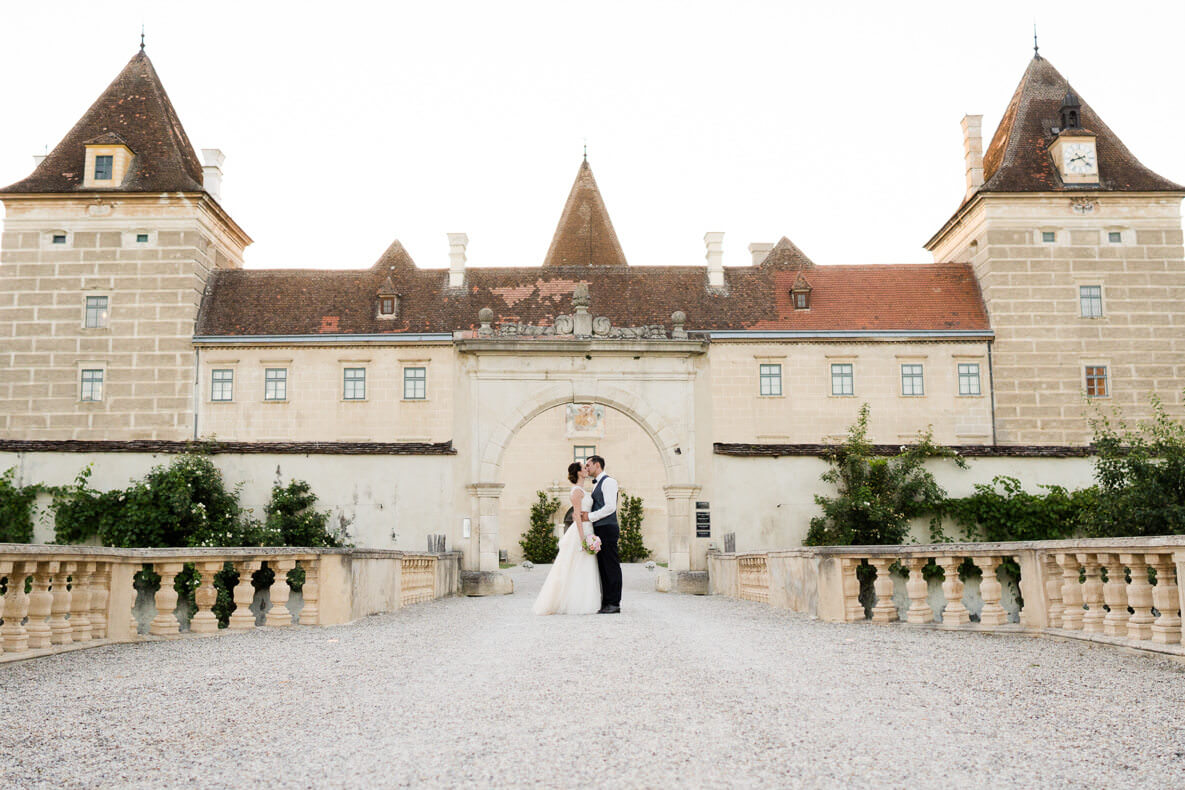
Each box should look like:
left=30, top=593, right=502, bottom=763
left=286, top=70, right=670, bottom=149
left=140, top=25, right=145, bottom=51
left=583, top=138, right=587, bottom=163
left=1032, top=22, right=1039, bottom=59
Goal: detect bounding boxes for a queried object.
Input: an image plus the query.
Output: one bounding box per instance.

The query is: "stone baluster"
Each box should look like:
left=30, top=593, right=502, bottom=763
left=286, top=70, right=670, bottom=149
left=265, top=559, right=297, bottom=627
left=1148, top=554, right=1181, bottom=645
left=904, top=558, right=933, bottom=624
left=1043, top=555, right=1064, bottom=628
left=149, top=563, right=184, bottom=636
left=89, top=562, right=110, bottom=639
left=1100, top=554, right=1130, bottom=638
left=298, top=558, right=320, bottom=626
left=841, top=559, right=864, bottom=622
left=49, top=562, right=75, bottom=646
left=938, top=557, right=969, bottom=626
left=70, top=561, right=94, bottom=642
left=190, top=561, right=224, bottom=635
left=869, top=558, right=898, bottom=624
left=1079, top=553, right=1106, bottom=634
left=977, top=556, right=1008, bottom=627
left=26, top=562, right=56, bottom=649
left=1121, top=553, right=1154, bottom=641
left=1, top=561, right=32, bottom=653
left=1056, top=553, right=1084, bottom=631
left=228, top=560, right=260, bottom=631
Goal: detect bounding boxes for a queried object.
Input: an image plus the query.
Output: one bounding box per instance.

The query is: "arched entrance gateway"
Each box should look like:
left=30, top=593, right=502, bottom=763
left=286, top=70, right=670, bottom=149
left=456, top=292, right=709, bottom=591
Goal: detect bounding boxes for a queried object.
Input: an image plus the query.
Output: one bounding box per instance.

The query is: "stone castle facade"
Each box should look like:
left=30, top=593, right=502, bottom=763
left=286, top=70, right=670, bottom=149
left=2, top=47, right=1182, bottom=572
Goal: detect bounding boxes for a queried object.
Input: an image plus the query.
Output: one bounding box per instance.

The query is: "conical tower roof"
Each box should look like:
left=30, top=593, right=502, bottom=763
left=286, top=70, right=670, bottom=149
left=1, top=48, right=205, bottom=194
left=542, top=159, right=629, bottom=266
left=979, top=55, right=1182, bottom=194
left=758, top=236, right=815, bottom=268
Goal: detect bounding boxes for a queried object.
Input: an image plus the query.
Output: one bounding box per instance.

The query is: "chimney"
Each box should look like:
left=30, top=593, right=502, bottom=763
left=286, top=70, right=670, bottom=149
left=704, top=232, right=725, bottom=289
left=201, top=148, right=225, bottom=201
left=33, top=154, right=47, bottom=166
left=447, top=233, right=468, bottom=288
left=748, top=242, right=774, bottom=265
left=961, top=115, right=984, bottom=199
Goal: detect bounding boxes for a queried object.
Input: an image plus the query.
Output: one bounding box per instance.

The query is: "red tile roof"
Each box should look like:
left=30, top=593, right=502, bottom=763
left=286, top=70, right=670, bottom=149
left=542, top=160, right=629, bottom=266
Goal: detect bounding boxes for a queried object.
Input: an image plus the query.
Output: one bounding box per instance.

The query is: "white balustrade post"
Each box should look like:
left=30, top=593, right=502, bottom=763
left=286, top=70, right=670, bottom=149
left=841, top=559, right=864, bottom=622
left=1121, top=553, right=1155, bottom=641
left=49, top=562, right=74, bottom=646
left=26, top=562, right=55, bottom=649
left=190, top=561, right=223, bottom=635
left=978, top=556, right=1008, bottom=627
left=265, top=559, right=296, bottom=627
left=905, top=558, right=933, bottom=624
left=228, top=560, right=260, bottom=631
left=938, top=556, right=970, bottom=627
left=70, top=561, right=94, bottom=642
left=89, top=562, right=110, bottom=639
left=869, top=558, right=898, bottom=624
left=298, top=558, right=320, bottom=626
left=1100, top=554, right=1130, bottom=638
left=1148, top=554, right=1181, bottom=645
left=1043, top=555, right=1064, bottom=628
left=1, top=561, right=32, bottom=653
left=1079, top=553, right=1106, bottom=634
left=149, top=563, right=184, bottom=636
left=1057, top=553, right=1084, bottom=631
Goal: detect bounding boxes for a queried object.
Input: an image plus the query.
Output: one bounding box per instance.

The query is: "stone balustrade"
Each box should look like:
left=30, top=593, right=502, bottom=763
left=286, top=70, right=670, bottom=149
left=0, top=544, right=461, bottom=662
left=708, top=537, right=1185, bottom=657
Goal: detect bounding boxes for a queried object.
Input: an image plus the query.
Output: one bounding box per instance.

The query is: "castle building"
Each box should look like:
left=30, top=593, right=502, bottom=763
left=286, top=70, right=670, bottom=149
left=2, top=47, right=1182, bottom=576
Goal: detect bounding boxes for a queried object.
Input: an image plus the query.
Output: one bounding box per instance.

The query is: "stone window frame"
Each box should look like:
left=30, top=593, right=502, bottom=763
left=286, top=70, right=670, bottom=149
left=758, top=363, right=783, bottom=397
left=45, top=229, right=71, bottom=249
left=955, top=361, right=983, bottom=397
left=342, top=366, right=367, bottom=401
left=899, top=363, right=925, bottom=397
left=122, top=229, right=157, bottom=247
left=573, top=445, right=597, bottom=464
left=403, top=366, right=427, bottom=400
left=93, top=155, right=114, bottom=181
left=263, top=366, right=289, bottom=402
left=378, top=295, right=399, bottom=319
left=830, top=363, right=855, bottom=397
left=399, top=357, right=430, bottom=401
left=1083, top=362, right=1110, bottom=399
left=1038, top=228, right=1059, bottom=245
left=78, top=363, right=106, bottom=403
left=81, top=293, right=111, bottom=329
left=1105, top=228, right=1127, bottom=245
left=1078, top=284, right=1104, bottom=318
left=210, top=368, right=235, bottom=402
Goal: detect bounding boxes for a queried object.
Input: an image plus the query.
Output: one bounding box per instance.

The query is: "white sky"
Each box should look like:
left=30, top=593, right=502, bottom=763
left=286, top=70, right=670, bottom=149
left=2, top=1, right=1184, bottom=271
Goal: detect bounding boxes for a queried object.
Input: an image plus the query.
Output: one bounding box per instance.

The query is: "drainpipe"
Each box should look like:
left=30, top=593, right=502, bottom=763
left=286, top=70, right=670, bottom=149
left=193, top=346, right=200, bottom=440
left=987, top=340, right=997, bottom=446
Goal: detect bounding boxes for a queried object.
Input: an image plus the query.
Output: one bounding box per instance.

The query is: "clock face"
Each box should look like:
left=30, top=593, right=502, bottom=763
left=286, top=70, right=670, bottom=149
left=1063, top=142, right=1098, bottom=175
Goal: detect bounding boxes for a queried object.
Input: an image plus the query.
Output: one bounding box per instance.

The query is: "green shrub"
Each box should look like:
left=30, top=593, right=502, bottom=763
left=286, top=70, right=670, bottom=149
left=939, top=476, right=1098, bottom=542
left=0, top=467, right=42, bottom=543
left=618, top=491, right=650, bottom=562
left=265, top=479, right=347, bottom=547
left=520, top=491, right=560, bottom=563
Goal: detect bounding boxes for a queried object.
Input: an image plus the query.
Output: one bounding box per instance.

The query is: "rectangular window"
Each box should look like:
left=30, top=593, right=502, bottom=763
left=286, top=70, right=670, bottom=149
left=211, top=369, right=234, bottom=401
left=1085, top=366, right=1108, bottom=398
left=52, top=234, right=66, bottom=245
left=1041, top=231, right=1056, bottom=243
left=831, top=363, right=854, bottom=396
left=136, top=233, right=149, bottom=243
left=380, top=297, right=396, bottom=315
left=1108, top=231, right=1122, bottom=244
left=1079, top=285, right=1103, bottom=318
left=900, top=364, right=924, bottom=396
left=958, top=363, right=981, bottom=396
left=573, top=445, right=596, bottom=464
left=80, top=369, right=103, bottom=402
left=264, top=368, right=287, bottom=401
left=94, top=155, right=113, bottom=180
left=758, top=363, right=782, bottom=397
left=84, top=295, right=109, bottom=328
left=403, top=366, right=426, bottom=399
left=343, top=367, right=366, bottom=400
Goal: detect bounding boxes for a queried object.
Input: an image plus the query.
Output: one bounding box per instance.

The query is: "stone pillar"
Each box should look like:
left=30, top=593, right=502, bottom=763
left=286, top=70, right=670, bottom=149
left=868, top=558, right=898, bottom=624
left=904, top=558, right=933, bottom=624
left=1078, top=553, right=1105, bottom=634
left=840, top=559, right=864, bottom=622
left=1043, top=555, right=1064, bottom=628
left=1148, top=554, right=1181, bottom=645
left=938, top=557, right=969, bottom=627
left=1100, top=553, right=1130, bottom=638
left=70, top=562, right=94, bottom=642
left=26, top=562, right=55, bottom=649
left=1121, top=553, right=1154, bottom=641
left=265, top=559, right=297, bottom=627
left=663, top=484, right=700, bottom=572
left=150, top=563, right=184, bottom=636
left=89, top=562, right=110, bottom=639
left=1056, top=553, right=1084, bottom=631
left=190, top=561, right=223, bottom=634
left=978, top=557, right=1008, bottom=627
left=468, top=483, right=505, bottom=573
left=228, top=560, right=260, bottom=631
left=1, top=561, right=32, bottom=653
left=49, top=563, right=74, bottom=646
left=299, top=558, right=320, bottom=626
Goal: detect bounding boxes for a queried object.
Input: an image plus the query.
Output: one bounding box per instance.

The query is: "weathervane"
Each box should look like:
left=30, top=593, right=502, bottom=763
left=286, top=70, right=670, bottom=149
left=140, top=24, right=145, bottom=51
left=583, top=139, right=588, bottom=163
left=1032, top=23, right=1039, bottom=59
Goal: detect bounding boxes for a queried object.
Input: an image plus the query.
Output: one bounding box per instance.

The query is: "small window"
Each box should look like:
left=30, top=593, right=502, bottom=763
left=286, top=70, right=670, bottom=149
left=574, top=445, right=596, bottom=464
left=264, top=368, right=287, bottom=401
left=94, top=155, right=113, bottom=180
left=958, top=363, right=981, bottom=396
left=1085, top=366, right=1108, bottom=398
left=52, top=234, right=67, bottom=245
left=759, top=363, right=782, bottom=397
left=403, top=367, right=427, bottom=400
left=794, top=293, right=809, bottom=309
left=379, top=297, right=396, bottom=315
left=80, top=369, right=104, bottom=402
left=84, top=295, right=109, bottom=328
left=1041, top=231, right=1056, bottom=243
left=211, top=369, right=234, bottom=402
left=343, top=367, right=366, bottom=400
left=136, top=233, right=149, bottom=244
left=1108, top=231, right=1122, bottom=244
left=831, top=363, right=854, bottom=396
left=1079, top=285, right=1103, bottom=318
left=900, top=364, right=924, bottom=397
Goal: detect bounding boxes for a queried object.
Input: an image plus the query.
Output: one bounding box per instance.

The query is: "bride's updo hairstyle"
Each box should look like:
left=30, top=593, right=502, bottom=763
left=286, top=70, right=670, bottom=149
left=567, top=462, right=583, bottom=484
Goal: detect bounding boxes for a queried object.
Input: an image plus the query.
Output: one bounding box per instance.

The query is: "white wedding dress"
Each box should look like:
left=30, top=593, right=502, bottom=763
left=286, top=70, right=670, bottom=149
left=532, top=486, right=603, bottom=615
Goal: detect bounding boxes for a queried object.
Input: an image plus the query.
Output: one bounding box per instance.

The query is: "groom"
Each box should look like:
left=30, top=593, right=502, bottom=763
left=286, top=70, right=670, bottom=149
left=585, top=455, right=621, bottom=614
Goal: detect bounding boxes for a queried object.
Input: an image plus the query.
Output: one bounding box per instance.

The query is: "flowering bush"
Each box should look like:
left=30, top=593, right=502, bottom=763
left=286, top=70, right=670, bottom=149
left=0, top=467, right=43, bottom=543
left=583, top=534, right=602, bottom=555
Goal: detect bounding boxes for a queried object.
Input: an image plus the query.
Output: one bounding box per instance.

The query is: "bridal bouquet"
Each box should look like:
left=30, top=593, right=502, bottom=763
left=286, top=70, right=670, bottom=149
left=583, top=535, right=602, bottom=555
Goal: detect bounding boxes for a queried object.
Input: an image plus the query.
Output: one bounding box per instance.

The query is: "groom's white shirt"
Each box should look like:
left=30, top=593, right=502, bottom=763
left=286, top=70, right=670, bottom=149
left=587, top=473, right=618, bottom=524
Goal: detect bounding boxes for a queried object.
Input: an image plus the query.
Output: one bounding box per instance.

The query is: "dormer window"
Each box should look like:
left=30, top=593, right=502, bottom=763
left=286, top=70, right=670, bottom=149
left=380, top=297, right=396, bottom=315
left=94, top=155, right=114, bottom=181
left=790, top=273, right=812, bottom=310
left=794, top=292, right=808, bottom=309
left=82, top=135, right=134, bottom=188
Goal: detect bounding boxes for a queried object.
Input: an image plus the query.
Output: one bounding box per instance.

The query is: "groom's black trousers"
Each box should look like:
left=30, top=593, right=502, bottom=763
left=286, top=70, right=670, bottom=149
left=593, top=524, right=621, bottom=607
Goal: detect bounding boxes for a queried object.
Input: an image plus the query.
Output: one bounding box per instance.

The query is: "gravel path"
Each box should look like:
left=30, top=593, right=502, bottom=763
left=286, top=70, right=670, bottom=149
left=2, top=564, right=1184, bottom=789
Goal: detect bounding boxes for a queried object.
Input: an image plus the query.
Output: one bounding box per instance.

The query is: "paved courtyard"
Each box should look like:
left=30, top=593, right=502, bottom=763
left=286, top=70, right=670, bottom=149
left=2, top=564, right=1184, bottom=789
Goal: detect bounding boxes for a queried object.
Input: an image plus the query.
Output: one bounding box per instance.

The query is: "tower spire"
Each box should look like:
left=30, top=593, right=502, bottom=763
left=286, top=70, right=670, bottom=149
left=140, top=25, right=145, bottom=51
left=1032, top=23, right=1039, bottom=59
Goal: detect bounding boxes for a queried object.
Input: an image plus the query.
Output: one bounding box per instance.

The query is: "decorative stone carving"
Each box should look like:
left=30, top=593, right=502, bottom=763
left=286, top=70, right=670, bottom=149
left=978, top=556, right=1008, bottom=626
left=228, top=561, right=260, bottom=631
left=150, top=563, right=183, bottom=636
left=265, top=559, right=297, bottom=627
left=478, top=288, right=680, bottom=340
left=1100, top=553, right=1130, bottom=637
left=938, top=557, right=970, bottom=626
left=1070, top=197, right=1097, bottom=214
left=190, top=561, right=223, bottom=634
left=869, top=558, right=898, bottom=623
left=905, top=558, right=933, bottom=624
left=671, top=311, right=687, bottom=340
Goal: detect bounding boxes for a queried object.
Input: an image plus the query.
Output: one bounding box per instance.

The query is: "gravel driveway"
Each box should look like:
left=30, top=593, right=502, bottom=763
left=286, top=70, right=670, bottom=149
left=2, top=563, right=1184, bottom=789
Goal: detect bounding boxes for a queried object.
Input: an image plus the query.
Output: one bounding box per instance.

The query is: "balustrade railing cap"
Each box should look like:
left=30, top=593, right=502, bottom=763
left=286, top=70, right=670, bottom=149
left=710, top=535, right=1185, bottom=559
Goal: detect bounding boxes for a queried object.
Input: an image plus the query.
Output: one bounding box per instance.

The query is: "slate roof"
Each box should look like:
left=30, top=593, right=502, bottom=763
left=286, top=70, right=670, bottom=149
left=542, top=160, right=629, bottom=266
left=0, top=48, right=205, bottom=194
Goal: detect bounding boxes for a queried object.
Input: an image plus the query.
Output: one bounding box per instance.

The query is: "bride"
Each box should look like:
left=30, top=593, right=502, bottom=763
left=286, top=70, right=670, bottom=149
left=533, top=462, right=603, bottom=615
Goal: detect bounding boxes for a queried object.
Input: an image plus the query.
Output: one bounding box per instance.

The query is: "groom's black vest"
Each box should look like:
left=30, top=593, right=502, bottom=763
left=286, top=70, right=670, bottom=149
left=590, top=475, right=618, bottom=528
